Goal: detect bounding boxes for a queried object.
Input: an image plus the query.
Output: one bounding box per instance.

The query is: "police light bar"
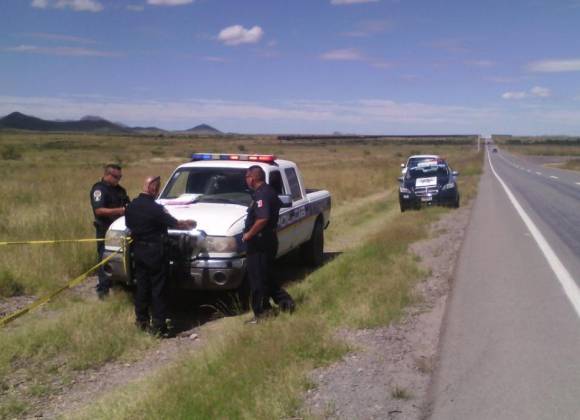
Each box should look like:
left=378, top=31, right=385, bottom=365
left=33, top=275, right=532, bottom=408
left=191, top=153, right=277, bottom=164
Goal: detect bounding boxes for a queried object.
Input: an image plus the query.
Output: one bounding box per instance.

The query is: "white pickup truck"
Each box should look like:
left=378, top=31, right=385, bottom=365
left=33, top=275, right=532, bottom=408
left=102, top=153, right=331, bottom=291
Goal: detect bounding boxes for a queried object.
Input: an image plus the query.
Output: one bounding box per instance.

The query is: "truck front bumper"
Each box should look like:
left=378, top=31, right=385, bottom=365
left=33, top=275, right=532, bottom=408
left=182, top=257, right=246, bottom=290
left=102, top=251, right=246, bottom=291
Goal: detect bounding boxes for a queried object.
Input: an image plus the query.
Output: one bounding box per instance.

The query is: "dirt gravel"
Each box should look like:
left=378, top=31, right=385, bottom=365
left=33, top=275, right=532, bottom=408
left=303, top=203, right=472, bottom=420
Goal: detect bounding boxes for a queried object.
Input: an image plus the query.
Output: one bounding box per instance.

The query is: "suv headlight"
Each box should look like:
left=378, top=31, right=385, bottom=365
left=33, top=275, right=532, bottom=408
left=204, top=236, right=237, bottom=253
left=400, top=186, right=411, bottom=193
left=442, top=182, right=455, bottom=191
left=105, top=229, right=128, bottom=249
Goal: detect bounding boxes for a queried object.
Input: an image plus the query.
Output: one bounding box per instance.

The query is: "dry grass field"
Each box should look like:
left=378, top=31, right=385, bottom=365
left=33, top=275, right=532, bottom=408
left=496, top=136, right=580, bottom=161
left=0, top=131, right=482, bottom=418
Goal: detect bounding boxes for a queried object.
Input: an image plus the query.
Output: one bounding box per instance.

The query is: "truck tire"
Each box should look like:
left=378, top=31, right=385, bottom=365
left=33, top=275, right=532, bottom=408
left=235, top=273, right=251, bottom=311
left=400, top=202, right=406, bottom=212
left=453, top=194, right=460, bottom=209
left=301, top=218, right=324, bottom=267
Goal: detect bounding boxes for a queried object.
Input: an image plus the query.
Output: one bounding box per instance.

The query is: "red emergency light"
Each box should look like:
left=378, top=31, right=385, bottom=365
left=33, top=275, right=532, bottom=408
left=191, top=153, right=277, bottom=164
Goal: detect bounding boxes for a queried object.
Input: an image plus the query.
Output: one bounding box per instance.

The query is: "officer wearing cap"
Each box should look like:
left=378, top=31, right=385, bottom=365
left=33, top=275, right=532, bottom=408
left=90, top=164, right=129, bottom=299
left=242, top=165, right=295, bottom=321
left=125, top=176, right=195, bottom=336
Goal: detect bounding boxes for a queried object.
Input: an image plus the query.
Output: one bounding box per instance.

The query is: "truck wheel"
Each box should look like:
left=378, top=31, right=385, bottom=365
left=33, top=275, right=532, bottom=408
left=400, top=202, right=406, bottom=212
left=453, top=195, right=460, bottom=209
left=235, top=273, right=251, bottom=311
left=301, top=219, right=324, bottom=267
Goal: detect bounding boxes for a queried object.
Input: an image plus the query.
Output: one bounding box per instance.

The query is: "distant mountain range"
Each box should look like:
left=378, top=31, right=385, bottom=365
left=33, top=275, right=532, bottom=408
left=0, top=112, right=222, bottom=135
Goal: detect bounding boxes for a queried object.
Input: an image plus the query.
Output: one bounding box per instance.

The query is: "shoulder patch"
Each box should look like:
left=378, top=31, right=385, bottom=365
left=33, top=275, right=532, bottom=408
left=93, top=189, right=102, bottom=202
left=257, top=200, right=263, bottom=208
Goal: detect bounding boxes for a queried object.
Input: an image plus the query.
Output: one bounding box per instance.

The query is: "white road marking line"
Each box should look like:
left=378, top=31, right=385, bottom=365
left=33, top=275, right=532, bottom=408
left=576, top=182, right=580, bottom=186
left=536, top=172, right=542, bottom=175
left=487, top=151, right=580, bottom=320
left=550, top=175, right=559, bottom=179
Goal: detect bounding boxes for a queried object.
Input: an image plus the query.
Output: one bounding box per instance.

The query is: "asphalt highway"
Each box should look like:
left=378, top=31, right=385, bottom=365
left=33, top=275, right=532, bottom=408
left=428, top=147, right=580, bottom=420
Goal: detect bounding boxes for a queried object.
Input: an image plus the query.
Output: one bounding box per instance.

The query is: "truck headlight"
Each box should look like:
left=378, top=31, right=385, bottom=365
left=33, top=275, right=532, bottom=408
left=442, top=182, right=455, bottom=191
left=204, top=236, right=237, bottom=253
left=400, top=186, right=411, bottom=194
left=105, top=229, right=128, bottom=249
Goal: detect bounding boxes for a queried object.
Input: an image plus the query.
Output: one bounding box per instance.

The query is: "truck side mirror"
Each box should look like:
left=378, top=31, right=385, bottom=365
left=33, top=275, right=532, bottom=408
left=400, top=163, right=405, bottom=168
left=452, top=171, right=459, bottom=176
left=279, top=195, right=292, bottom=208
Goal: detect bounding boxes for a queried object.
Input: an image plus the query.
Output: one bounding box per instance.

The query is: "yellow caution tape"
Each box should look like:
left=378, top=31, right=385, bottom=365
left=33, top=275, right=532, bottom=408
left=0, top=239, right=132, bottom=328
left=0, top=238, right=105, bottom=246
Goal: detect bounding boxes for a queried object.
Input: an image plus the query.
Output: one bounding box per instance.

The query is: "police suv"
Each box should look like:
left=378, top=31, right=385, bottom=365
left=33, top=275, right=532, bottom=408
left=103, top=153, right=331, bottom=291
left=398, top=158, right=460, bottom=212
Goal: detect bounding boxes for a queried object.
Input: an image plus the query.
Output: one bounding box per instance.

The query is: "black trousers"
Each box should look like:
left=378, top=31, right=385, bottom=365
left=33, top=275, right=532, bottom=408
left=95, top=226, right=110, bottom=294
left=133, top=242, right=168, bottom=330
left=246, top=235, right=293, bottom=316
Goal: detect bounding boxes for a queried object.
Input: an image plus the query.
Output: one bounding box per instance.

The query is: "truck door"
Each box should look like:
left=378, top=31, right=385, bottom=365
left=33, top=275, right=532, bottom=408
left=268, top=170, right=292, bottom=257
left=282, top=167, right=310, bottom=251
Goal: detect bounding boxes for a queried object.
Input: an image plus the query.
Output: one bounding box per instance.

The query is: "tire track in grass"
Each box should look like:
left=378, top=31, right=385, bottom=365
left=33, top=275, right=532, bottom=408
left=326, top=188, right=397, bottom=253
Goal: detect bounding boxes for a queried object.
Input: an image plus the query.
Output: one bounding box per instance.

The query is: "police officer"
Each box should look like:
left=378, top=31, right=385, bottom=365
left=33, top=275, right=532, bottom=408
left=242, top=165, right=295, bottom=322
left=125, top=176, right=195, bottom=337
left=90, top=164, right=129, bottom=299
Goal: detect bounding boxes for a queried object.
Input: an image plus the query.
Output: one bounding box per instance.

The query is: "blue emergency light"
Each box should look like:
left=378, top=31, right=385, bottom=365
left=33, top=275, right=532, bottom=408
left=191, top=153, right=277, bottom=164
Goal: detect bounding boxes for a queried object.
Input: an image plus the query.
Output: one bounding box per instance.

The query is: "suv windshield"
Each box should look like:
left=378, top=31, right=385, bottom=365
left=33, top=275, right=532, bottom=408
left=407, top=157, right=436, bottom=168
left=406, top=165, right=449, bottom=180
left=161, top=167, right=252, bottom=206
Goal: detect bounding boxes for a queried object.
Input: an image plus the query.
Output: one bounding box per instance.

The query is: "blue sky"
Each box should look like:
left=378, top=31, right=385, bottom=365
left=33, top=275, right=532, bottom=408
left=1, top=0, right=580, bottom=134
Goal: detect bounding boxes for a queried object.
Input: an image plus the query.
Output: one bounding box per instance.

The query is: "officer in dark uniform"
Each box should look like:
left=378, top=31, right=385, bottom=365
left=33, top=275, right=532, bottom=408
left=242, top=165, right=295, bottom=321
left=125, top=176, right=195, bottom=336
left=90, top=164, right=129, bottom=299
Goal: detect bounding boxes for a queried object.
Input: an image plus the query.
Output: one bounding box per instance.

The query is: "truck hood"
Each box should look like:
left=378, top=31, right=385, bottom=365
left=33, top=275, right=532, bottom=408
left=109, top=202, right=248, bottom=236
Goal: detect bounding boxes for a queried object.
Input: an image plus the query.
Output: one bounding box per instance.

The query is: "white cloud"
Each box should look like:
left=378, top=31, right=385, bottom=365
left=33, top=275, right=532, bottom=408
left=320, top=48, right=364, bottom=61
left=31, top=0, right=49, bottom=8
left=331, top=0, right=379, bottom=5
left=0, top=95, right=498, bottom=131
left=2, top=45, right=121, bottom=57
left=502, top=91, right=528, bottom=100
left=501, top=86, right=551, bottom=100
left=527, top=59, right=580, bottom=73
left=31, top=0, right=103, bottom=12
left=530, top=86, right=551, bottom=97
left=5, top=95, right=580, bottom=134
left=147, top=0, right=194, bottom=6
left=218, top=25, right=264, bottom=46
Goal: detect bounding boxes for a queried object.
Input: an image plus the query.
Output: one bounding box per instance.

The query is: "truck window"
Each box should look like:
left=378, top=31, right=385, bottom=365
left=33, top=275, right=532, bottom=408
left=284, top=168, right=303, bottom=201
left=268, top=170, right=284, bottom=195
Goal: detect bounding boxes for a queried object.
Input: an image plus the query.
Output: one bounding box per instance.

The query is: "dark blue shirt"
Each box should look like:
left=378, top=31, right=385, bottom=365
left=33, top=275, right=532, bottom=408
left=90, top=180, right=129, bottom=229
left=244, top=183, right=281, bottom=234
left=126, top=193, right=178, bottom=242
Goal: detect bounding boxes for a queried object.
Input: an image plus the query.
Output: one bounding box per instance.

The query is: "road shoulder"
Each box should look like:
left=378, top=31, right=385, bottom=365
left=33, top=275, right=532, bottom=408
left=303, top=203, right=473, bottom=419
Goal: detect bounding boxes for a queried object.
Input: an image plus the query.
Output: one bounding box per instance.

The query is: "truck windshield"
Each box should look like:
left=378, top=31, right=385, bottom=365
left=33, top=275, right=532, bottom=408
left=161, top=167, right=252, bottom=206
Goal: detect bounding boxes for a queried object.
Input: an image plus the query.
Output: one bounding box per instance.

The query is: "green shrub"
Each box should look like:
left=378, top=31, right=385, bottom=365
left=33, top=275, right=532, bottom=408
left=1, top=145, right=22, bottom=160
left=0, top=269, right=25, bottom=297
